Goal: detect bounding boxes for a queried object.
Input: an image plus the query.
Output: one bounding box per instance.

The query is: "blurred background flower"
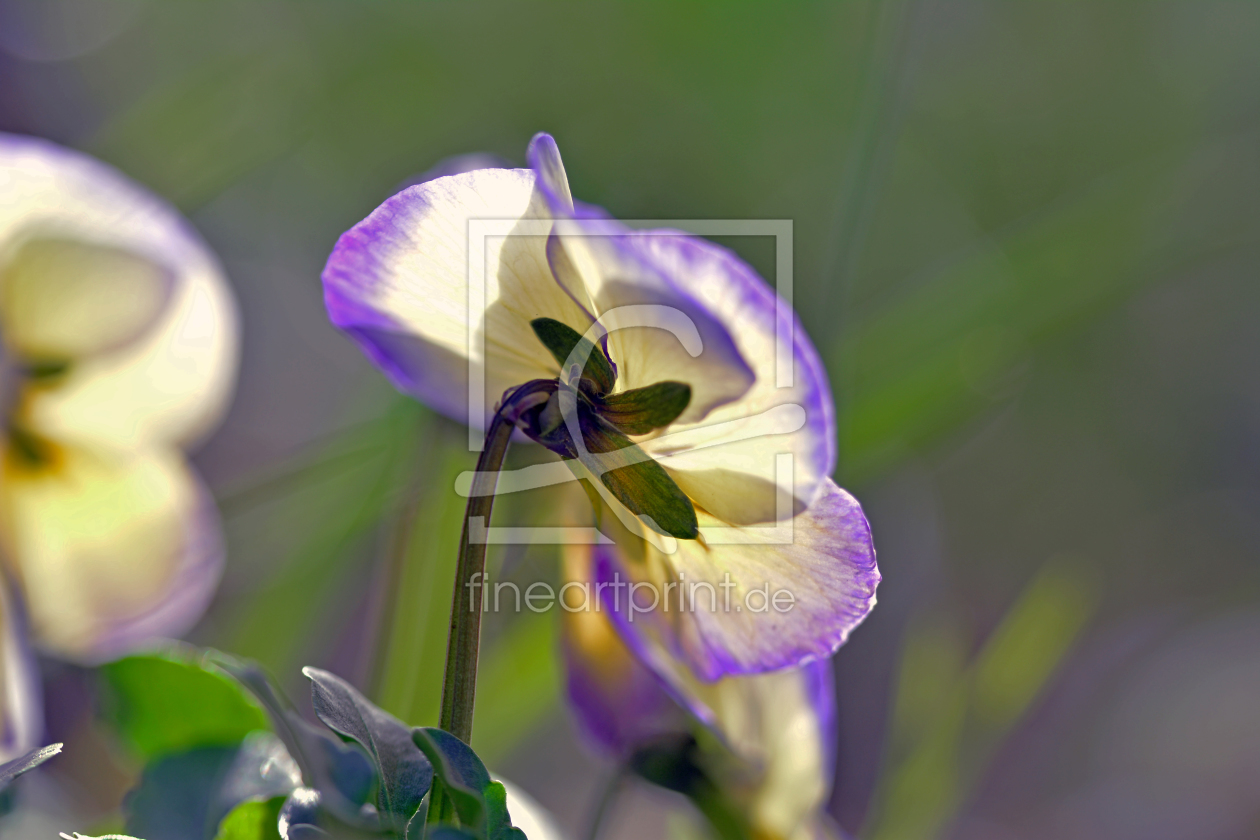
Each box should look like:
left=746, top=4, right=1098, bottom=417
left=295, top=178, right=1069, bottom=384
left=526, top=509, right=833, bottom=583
left=0, top=134, right=237, bottom=766
left=1, top=1, right=1257, bottom=838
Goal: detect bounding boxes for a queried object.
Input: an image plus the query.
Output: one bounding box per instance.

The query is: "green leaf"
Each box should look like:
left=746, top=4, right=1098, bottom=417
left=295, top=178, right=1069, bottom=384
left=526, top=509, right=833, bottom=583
left=303, top=667, right=433, bottom=827
left=0, top=743, right=61, bottom=789
left=582, top=419, right=698, bottom=539
left=483, top=782, right=528, bottom=840
left=211, top=656, right=376, bottom=818
left=100, top=651, right=269, bottom=761
left=124, top=734, right=298, bottom=840
left=213, top=797, right=285, bottom=840
left=530, top=317, right=615, bottom=395
left=411, top=728, right=491, bottom=833
left=596, top=381, right=691, bottom=435
left=411, top=728, right=525, bottom=839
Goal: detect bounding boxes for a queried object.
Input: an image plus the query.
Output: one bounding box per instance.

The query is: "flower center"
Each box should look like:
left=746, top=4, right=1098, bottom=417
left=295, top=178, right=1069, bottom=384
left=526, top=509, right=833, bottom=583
left=505, top=318, right=699, bottom=540
left=0, top=341, right=67, bottom=470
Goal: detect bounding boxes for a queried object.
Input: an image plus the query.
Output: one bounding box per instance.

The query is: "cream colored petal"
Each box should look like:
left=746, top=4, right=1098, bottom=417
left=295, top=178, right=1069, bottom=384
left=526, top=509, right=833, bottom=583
left=21, top=255, right=237, bottom=450
left=699, top=667, right=832, bottom=840
left=595, top=479, right=876, bottom=681
left=0, top=581, right=41, bottom=763
left=0, top=237, right=171, bottom=361
left=0, top=443, right=222, bottom=663
left=564, top=533, right=838, bottom=839
left=630, top=232, right=835, bottom=517
left=0, top=133, right=239, bottom=450
left=548, top=225, right=756, bottom=425
left=499, top=779, right=569, bottom=840
left=323, top=167, right=593, bottom=428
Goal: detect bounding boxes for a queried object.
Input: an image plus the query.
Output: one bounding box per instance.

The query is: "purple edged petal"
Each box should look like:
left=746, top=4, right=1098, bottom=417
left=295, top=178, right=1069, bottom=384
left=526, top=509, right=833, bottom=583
left=595, top=478, right=878, bottom=680
left=526, top=133, right=574, bottom=216
left=583, top=543, right=840, bottom=837
left=632, top=230, right=837, bottom=515
left=561, top=605, right=687, bottom=758
left=322, top=167, right=591, bottom=429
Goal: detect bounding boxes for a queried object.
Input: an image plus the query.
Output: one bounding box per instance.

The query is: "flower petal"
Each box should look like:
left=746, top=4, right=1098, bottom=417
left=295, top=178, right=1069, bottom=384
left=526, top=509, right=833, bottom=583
left=548, top=225, right=757, bottom=425
left=0, top=237, right=172, bottom=361
left=322, top=167, right=593, bottom=428
left=500, top=778, right=568, bottom=840
left=0, top=582, right=42, bottom=764
left=526, top=133, right=574, bottom=216
left=0, top=133, right=238, bottom=451
left=568, top=542, right=838, bottom=840
left=524, top=138, right=757, bottom=425
left=0, top=444, right=223, bottom=663
left=598, top=478, right=877, bottom=680
left=632, top=231, right=836, bottom=517
left=560, top=544, right=688, bottom=757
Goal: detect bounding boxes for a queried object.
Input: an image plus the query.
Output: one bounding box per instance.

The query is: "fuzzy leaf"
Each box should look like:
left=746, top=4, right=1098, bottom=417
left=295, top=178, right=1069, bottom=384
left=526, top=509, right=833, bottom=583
left=411, top=729, right=529, bottom=840
left=303, top=667, right=432, bottom=828
left=212, top=656, right=375, bottom=820
left=412, top=729, right=490, bottom=832
left=124, top=735, right=298, bottom=840
left=0, top=743, right=61, bottom=788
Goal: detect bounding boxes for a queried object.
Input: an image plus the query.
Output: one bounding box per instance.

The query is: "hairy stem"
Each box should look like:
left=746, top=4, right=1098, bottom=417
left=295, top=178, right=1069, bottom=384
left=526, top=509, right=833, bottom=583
left=437, top=409, right=515, bottom=741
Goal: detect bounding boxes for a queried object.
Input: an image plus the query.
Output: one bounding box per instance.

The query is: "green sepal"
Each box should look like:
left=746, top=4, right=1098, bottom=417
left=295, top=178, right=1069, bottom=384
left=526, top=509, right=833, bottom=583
left=630, top=737, right=751, bottom=840
left=583, top=419, right=699, bottom=540
left=597, top=381, right=691, bottom=435
left=530, top=317, right=615, bottom=395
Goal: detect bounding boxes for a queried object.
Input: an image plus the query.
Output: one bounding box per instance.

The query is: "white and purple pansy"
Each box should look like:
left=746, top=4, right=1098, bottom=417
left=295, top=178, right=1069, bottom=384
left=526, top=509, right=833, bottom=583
left=563, top=543, right=842, bottom=840
left=322, top=132, right=878, bottom=679
left=0, top=133, right=239, bottom=760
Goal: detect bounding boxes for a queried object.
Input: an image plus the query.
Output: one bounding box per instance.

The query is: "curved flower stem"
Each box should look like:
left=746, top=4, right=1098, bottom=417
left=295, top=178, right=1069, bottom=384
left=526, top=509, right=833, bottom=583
left=584, top=765, right=627, bottom=840
left=437, top=408, right=514, bottom=742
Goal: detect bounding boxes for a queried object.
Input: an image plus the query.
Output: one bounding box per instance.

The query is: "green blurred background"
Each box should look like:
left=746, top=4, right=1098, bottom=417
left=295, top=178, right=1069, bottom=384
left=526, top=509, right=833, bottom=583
left=3, top=2, right=1259, bottom=838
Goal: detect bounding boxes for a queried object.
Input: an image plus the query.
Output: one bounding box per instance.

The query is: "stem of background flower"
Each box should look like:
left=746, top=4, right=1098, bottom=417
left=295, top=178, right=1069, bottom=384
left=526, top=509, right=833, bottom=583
left=584, top=765, right=627, bottom=840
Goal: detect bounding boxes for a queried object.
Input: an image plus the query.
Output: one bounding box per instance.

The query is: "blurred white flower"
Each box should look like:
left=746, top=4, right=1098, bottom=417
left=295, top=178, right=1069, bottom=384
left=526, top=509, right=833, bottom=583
left=0, top=133, right=238, bottom=760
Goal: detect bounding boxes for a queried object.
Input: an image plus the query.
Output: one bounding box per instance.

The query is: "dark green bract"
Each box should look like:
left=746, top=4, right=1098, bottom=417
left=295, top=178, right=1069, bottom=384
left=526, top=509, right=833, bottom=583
left=528, top=317, right=699, bottom=540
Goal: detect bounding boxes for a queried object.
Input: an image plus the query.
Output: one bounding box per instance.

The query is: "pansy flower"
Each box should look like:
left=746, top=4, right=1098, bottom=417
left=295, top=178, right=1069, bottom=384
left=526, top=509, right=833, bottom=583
left=323, top=133, right=877, bottom=679
left=0, top=134, right=238, bottom=759
left=563, top=543, right=841, bottom=840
